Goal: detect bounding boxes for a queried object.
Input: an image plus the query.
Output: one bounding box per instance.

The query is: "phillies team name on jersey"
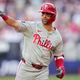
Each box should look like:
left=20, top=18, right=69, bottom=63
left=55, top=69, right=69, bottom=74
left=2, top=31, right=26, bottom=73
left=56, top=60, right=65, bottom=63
left=33, top=33, right=53, bottom=50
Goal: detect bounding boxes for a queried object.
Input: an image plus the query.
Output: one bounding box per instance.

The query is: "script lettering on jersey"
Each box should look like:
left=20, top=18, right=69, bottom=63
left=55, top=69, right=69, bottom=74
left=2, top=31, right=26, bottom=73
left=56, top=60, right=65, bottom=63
left=33, top=33, right=53, bottom=50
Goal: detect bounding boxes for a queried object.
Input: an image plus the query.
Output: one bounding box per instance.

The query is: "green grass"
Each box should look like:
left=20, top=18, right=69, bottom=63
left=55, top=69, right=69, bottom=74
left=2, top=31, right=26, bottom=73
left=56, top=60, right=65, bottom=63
left=0, top=76, right=15, bottom=80
left=0, top=75, right=80, bottom=80
left=49, top=75, right=80, bottom=80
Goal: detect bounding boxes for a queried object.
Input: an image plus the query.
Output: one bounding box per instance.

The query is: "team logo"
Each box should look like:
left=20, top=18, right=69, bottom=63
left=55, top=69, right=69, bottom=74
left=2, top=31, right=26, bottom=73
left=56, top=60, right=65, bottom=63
left=33, top=33, right=53, bottom=50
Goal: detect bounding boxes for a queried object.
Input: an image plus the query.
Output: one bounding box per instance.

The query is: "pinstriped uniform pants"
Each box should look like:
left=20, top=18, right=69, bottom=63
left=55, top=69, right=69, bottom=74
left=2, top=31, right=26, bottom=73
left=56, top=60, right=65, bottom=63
left=15, top=60, right=49, bottom=80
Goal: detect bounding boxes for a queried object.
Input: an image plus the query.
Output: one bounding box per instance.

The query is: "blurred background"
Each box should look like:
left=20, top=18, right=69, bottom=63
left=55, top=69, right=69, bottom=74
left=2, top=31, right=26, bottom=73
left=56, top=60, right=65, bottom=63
left=0, top=0, right=80, bottom=79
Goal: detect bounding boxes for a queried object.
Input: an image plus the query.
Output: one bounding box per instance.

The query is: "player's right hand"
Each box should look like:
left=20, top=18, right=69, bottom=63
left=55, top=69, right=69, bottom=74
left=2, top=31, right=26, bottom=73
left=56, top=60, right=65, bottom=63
left=56, top=66, right=65, bottom=79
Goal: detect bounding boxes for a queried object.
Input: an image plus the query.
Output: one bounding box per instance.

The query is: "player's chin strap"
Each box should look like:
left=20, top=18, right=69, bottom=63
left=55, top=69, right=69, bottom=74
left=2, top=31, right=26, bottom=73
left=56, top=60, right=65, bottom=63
left=54, top=55, right=65, bottom=79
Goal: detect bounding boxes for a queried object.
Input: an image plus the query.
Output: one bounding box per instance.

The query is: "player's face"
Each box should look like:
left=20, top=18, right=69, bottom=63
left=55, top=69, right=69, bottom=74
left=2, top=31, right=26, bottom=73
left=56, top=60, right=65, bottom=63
left=41, top=12, right=53, bottom=25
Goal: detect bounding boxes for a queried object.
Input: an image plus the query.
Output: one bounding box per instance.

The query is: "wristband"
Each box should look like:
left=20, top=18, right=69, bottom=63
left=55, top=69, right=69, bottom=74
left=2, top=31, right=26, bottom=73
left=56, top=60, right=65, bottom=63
left=1, top=15, right=9, bottom=20
left=54, top=56, right=64, bottom=68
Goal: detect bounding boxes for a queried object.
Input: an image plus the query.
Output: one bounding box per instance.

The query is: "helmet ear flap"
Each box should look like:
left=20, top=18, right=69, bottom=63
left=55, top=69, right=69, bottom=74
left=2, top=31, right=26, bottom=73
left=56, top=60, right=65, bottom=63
left=48, top=14, right=56, bottom=24
left=52, top=15, right=56, bottom=22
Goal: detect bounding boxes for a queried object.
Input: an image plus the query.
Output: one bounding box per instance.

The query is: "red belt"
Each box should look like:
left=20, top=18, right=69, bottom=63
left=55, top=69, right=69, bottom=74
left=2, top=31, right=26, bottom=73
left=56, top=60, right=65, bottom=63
left=21, top=58, right=45, bottom=69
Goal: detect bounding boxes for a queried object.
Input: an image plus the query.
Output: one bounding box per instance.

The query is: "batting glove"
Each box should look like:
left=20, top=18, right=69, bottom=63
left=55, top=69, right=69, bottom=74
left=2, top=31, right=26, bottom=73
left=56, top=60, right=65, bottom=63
left=56, top=66, right=65, bottom=79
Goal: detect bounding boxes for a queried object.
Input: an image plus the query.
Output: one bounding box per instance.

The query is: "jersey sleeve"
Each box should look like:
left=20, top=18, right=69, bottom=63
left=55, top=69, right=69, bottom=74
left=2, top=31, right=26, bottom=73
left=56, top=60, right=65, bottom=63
left=17, top=20, right=36, bottom=34
left=53, top=40, right=63, bottom=57
left=51, top=29, right=64, bottom=57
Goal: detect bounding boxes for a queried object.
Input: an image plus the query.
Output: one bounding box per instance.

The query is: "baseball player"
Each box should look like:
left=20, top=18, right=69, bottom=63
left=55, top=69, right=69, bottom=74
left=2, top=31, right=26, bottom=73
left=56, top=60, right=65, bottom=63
left=0, top=3, right=65, bottom=80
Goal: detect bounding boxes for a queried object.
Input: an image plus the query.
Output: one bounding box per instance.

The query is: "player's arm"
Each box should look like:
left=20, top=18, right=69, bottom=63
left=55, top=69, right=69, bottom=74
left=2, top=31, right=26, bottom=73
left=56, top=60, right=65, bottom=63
left=54, top=54, right=65, bottom=79
left=54, top=42, right=65, bottom=79
left=0, top=11, right=26, bottom=31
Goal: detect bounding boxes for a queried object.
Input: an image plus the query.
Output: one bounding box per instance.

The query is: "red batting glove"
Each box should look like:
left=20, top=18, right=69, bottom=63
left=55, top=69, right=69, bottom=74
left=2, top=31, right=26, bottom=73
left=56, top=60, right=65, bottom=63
left=56, top=66, right=65, bottom=79
left=55, top=56, right=65, bottom=79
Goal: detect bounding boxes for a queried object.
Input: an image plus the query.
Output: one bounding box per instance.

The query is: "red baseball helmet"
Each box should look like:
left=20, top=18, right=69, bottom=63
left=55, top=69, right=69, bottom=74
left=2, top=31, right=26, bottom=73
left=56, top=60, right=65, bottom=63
left=39, top=3, right=57, bottom=23
left=39, top=3, right=56, bottom=15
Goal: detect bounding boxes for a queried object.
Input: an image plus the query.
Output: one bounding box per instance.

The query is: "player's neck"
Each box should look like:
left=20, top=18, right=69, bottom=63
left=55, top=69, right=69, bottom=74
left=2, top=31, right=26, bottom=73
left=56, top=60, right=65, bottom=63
left=43, top=24, right=55, bottom=32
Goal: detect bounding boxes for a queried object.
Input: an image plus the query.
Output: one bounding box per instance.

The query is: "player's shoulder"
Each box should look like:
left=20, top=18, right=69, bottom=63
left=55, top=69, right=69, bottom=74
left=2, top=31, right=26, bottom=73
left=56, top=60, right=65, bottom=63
left=17, top=19, right=41, bottom=24
left=17, top=20, right=37, bottom=24
left=17, top=20, right=42, bottom=30
left=35, top=21, right=43, bottom=29
left=22, top=20, right=41, bottom=26
left=55, top=28, right=62, bottom=41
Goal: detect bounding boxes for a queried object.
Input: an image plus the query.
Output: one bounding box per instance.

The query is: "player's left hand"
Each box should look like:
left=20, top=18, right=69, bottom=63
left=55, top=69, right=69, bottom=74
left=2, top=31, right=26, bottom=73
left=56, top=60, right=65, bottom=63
left=56, top=66, right=65, bottom=79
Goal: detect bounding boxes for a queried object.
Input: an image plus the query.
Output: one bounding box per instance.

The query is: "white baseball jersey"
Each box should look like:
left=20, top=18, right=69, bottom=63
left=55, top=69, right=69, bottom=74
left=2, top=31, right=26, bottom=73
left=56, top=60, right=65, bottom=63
left=18, top=21, right=63, bottom=66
